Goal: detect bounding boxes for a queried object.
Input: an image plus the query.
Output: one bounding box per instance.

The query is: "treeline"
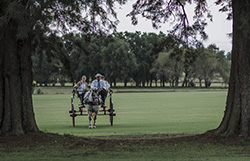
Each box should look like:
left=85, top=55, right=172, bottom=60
left=32, top=32, right=231, bottom=88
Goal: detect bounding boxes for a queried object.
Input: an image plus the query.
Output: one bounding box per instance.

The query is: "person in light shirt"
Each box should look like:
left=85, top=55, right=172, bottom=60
left=91, top=73, right=107, bottom=105
left=101, top=75, right=110, bottom=91
left=101, top=75, right=111, bottom=104
left=74, top=75, right=88, bottom=104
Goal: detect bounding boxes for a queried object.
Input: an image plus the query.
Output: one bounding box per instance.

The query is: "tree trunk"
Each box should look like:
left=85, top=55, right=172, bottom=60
left=113, top=79, right=117, bottom=87
left=175, top=77, right=179, bottom=88
left=0, top=20, right=39, bottom=135
left=213, top=0, right=250, bottom=137
left=204, top=79, right=210, bottom=88
left=182, top=71, right=188, bottom=87
left=124, top=81, right=127, bottom=87
left=142, top=80, right=145, bottom=87
left=155, top=79, right=157, bottom=87
left=136, top=81, right=140, bottom=87
left=199, top=78, right=202, bottom=88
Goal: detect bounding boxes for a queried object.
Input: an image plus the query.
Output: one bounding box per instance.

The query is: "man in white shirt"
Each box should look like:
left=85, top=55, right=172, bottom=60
left=91, top=73, right=107, bottom=105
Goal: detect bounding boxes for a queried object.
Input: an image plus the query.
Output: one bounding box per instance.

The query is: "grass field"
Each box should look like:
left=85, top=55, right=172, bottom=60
left=33, top=88, right=227, bottom=136
left=2, top=88, right=250, bottom=161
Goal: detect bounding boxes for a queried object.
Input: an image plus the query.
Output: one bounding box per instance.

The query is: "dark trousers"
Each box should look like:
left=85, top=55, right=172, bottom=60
left=78, top=93, right=85, bottom=105
left=99, top=90, right=108, bottom=105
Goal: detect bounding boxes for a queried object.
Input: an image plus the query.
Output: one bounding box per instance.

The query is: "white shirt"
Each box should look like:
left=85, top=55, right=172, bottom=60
left=91, top=79, right=106, bottom=90
left=78, top=81, right=87, bottom=94
left=103, top=80, right=110, bottom=90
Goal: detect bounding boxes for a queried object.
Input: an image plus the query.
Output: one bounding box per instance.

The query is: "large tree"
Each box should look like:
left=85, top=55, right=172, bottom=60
left=129, top=0, right=250, bottom=137
left=0, top=0, right=126, bottom=135
left=214, top=0, right=250, bottom=137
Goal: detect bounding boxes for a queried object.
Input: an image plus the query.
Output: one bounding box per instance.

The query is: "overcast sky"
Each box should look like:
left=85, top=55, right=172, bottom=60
left=116, top=0, right=232, bottom=53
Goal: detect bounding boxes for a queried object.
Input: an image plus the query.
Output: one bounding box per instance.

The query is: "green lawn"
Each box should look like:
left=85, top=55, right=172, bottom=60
left=33, top=89, right=227, bottom=137
left=2, top=89, right=250, bottom=161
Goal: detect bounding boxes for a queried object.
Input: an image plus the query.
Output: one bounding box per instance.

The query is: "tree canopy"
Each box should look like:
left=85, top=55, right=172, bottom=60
left=31, top=32, right=230, bottom=88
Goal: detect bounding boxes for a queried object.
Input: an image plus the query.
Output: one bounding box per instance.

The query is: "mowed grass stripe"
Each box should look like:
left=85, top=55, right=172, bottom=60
left=33, top=90, right=227, bottom=136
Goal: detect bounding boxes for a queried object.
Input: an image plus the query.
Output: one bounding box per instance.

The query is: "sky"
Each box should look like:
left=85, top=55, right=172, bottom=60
left=115, top=0, right=232, bottom=53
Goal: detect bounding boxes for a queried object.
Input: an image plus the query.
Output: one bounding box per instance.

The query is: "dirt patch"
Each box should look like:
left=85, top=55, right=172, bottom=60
left=94, top=133, right=190, bottom=139
left=0, top=132, right=250, bottom=152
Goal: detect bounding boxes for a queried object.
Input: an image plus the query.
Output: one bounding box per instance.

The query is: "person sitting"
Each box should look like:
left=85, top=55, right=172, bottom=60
left=91, top=73, right=107, bottom=105
left=73, top=75, right=88, bottom=105
left=100, top=75, right=111, bottom=104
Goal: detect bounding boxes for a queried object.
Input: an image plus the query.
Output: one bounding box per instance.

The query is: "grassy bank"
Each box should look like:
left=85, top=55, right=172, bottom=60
left=0, top=133, right=250, bottom=161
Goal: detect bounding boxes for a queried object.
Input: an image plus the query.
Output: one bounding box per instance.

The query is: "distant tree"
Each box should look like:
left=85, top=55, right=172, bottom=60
left=168, top=48, right=185, bottom=88
left=196, top=44, right=230, bottom=87
left=194, top=45, right=218, bottom=88
left=118, top=31, right=176, bottom=87
left=32, top=52, right=58, bottom=86
left=226, top=52, right=232, bottom=61
left=145, top=32, right=170, bottom=86
left=60, top=33, right=84, bottom=85
left=151, top=52, right=170, bottom=87
left=121, top=31, right=150, bottom=86
left=216, top=50, right=231, bottom=85
left=102, top=37, right=136, bottom=87
left=152, top=50, right=183, bottom=88
left=32, top=33, right=75, bottom=86
left=74, top=35, right=105, bottom=82
left=151, top=57, right=166, bottom=87
left=180, top=47, right=198, bottom=87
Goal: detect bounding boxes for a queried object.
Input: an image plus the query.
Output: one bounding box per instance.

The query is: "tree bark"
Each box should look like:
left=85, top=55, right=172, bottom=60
left=0, top=30, right=4, bottom=130
left=162, top=80, right=165, bottom=87
left=199, top=78, right=202, bottom=88
left=113, top=79, right=117, bottom=87
left=136, top=81, right=140, bottom=87
left=175, top=77, right=179, bottom=88
left=213, top=0, right=250, bottom=137
left=0, top=20, right=39, bottom=135
left=150, top=79, right=152, bottom=87
left=204, top=79, right=210, bottom=88
left=155, top=79, right=157, bottom=87
left=142, top=80, right=145, bottom=87
left=182, top=71, right=188, bottom=87
left=124, top=81, right=127, bottom=87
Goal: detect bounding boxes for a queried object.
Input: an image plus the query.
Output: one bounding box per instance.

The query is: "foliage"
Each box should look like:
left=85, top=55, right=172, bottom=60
left=0, top=0, right=128, bottom=88
left=127, top=0, right=213, bottom=44
left=194, top=46, right=218, bottom=87
left=32, top=32, right=230, bottom=87
left=152, top=51, right=183, bottom=87
left=101, top=37, right=137, bottom=86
